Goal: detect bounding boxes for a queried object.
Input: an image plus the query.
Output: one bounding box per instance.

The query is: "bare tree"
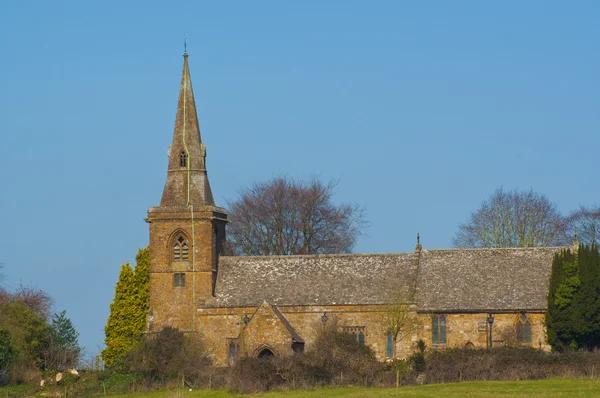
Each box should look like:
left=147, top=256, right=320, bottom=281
left=565, top=205, right=600, bottom=246
left=453, top=188, right=566, bottom=248
left=12, top=285, right=53, bottom=320
left=226, top=176, right=366, bottom=255
left=382, top=290, right=417, bottom=358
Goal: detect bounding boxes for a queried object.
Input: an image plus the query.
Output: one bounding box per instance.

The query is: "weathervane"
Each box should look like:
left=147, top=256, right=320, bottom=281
left=184, top=34, right=187, bottom=54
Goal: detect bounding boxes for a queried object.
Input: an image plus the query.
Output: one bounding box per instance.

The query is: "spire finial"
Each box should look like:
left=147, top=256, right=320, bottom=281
left=184, top=34, right=187, bottom=55
left=415, top=233, right=422, bottom=251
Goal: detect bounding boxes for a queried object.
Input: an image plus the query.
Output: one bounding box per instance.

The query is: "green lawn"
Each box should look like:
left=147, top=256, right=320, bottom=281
left=106, top=379, right=600, bottom=398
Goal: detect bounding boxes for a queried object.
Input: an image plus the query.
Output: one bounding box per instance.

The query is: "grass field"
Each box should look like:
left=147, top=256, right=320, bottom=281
left=105, top=379, right=600, bottom=398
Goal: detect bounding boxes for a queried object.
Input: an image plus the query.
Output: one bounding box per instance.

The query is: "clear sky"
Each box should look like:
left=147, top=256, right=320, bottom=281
left=1, top=1, right=598, bottom=357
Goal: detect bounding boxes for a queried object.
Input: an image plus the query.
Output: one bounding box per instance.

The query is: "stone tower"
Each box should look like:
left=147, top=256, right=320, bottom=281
left=146, top=52, right=227, bottom=332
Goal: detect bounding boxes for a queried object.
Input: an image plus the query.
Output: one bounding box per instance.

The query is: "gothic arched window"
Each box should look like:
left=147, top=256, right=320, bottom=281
left=516, top=314, right=532, bottom=344
left=386, top=333, right=393, bottom=358
left=432, top=314, right=447, bottom=345
left=179, top=152, right=187, bottom=168
left=173, top=235, right=189, bottom=262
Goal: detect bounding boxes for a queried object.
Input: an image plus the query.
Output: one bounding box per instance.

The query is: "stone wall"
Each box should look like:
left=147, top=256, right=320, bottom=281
left=197, top=304, right=549, bottom=365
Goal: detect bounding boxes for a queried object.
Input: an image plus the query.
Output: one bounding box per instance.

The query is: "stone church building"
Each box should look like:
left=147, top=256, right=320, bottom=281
left=146, top=53, right=563, bottom=365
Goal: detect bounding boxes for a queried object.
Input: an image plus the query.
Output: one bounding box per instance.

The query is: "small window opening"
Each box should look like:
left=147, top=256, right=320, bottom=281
left=179, top=152, right=187, bottom=167
left=174, top=273, right=185, bottom=287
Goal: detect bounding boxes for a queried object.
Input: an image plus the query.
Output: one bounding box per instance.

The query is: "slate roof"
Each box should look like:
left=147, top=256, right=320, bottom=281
left=415, top=247, right=562, bottom=312
left=213, top=253, right=418, bottom=307
left=211, top=247, right=564, bottom=311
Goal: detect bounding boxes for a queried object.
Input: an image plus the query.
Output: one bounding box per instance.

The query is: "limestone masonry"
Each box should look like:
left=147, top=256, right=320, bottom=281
left=146, top=53, right=564, bottom=365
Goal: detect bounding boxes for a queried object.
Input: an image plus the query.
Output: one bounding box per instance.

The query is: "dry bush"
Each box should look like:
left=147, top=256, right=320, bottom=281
left=127, top=327, right=211, bottom=387
left=227, top=357, right=280, bottom=394
left=424, top=347, right=600, bottom=384
left=227, top=319, right=383, bottom=393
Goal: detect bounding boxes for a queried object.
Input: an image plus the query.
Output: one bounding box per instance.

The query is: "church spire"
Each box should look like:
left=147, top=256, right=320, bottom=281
left=160, top=53, right=215, bottom=207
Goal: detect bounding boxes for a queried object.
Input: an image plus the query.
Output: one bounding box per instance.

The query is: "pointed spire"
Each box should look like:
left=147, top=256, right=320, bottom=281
left=160, top=53, right=215, bottom=207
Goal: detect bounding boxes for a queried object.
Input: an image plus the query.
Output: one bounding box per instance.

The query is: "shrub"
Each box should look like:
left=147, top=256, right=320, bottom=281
left=127, top=327, right=211, bottom=387
left=409, top=340, right=426, bottom=373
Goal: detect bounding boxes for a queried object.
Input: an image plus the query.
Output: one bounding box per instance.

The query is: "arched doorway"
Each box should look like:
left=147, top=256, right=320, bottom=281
left=257, top=348, right=275, bottom=358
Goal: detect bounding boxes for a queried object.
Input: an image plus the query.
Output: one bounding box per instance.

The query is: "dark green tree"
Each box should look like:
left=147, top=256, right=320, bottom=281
left=0, top=329, right=16, bottom=381
left=546, top=245, right=600, bottom=351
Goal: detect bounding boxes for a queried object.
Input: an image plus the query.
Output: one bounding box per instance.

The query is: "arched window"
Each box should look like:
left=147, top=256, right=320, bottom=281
left=173, top=235, right=189, bottom=262
left=516, top=314, right=532, bottom=344
left=386, top=334, right=393, bottom=358
left=432, top=315, right=447, bottom=345
left=179, top=151, right=187, bottom=167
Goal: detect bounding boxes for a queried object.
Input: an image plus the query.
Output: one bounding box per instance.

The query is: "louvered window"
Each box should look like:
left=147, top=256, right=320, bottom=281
left=174, top=236, right=189, bottom=262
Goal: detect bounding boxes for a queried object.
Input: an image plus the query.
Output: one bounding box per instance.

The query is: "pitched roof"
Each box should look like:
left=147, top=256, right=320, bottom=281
left=414, top=247, right=561, bottom=312
left=211, top=247, right=564, bottom=311
left=213, top=253, right=418, bottom=307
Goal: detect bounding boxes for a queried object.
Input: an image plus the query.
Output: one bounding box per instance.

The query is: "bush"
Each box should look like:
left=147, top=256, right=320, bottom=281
left=424, top=346, right=600, bottom=384
left=227, top=319, right=383, bottom=393
left=409, top=340, right=426, bottom=373
left=127, top=327, right=211, bottom=387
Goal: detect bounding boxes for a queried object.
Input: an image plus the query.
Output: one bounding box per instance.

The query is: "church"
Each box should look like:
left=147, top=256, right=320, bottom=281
left=145, top=53, right=564, bottom=365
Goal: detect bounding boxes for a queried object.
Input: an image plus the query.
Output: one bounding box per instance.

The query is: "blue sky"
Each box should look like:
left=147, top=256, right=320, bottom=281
left=1, top=1, right=598, bottom=356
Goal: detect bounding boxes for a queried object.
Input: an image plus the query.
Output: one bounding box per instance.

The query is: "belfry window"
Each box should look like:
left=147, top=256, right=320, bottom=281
left=179, top=152, right=187, bottom=167
left=516, top=314, right=532, bottom=344
left=173, top=236, right=189, bottom=262
left=432, top=315, right=447, bottom=345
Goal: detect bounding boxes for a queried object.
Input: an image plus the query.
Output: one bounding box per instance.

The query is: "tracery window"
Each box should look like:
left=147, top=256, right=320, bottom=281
left=179, top=152, right=187, bottom=167
left=173, top=235, right=189, bottom=261
left=432, top=315, right=447, bottom=345
left=516, top=314, right=532, bottom=344
left=342, top=326, right=366, bottom=346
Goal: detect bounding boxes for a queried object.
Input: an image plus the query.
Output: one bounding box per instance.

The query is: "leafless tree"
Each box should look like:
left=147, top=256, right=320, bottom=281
left=453, top=188, right=566, bottom=248
left=565, top=205, right=600, bottom=246
left=12, top=285, right=53, bottom=320
left=382, top=290, right=417, bottom=358
left=226, top=176, right=367, bottom=255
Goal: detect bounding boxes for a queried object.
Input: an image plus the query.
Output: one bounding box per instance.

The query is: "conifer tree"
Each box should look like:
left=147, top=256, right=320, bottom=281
left=102, top=247, right=150, bottom=368
left=546, top=245, right=600, bottom=350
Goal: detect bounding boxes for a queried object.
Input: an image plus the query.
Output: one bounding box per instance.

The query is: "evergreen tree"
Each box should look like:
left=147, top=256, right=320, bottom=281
left=42, top=310, right=81, bottom=370
left=546, top=245, right=600, bottom=350
left=102, top=247, right=150, bottom=368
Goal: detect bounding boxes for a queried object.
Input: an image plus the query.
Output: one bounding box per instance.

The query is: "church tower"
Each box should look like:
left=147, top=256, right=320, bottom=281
left=146, top=52, right=227, bottom=332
